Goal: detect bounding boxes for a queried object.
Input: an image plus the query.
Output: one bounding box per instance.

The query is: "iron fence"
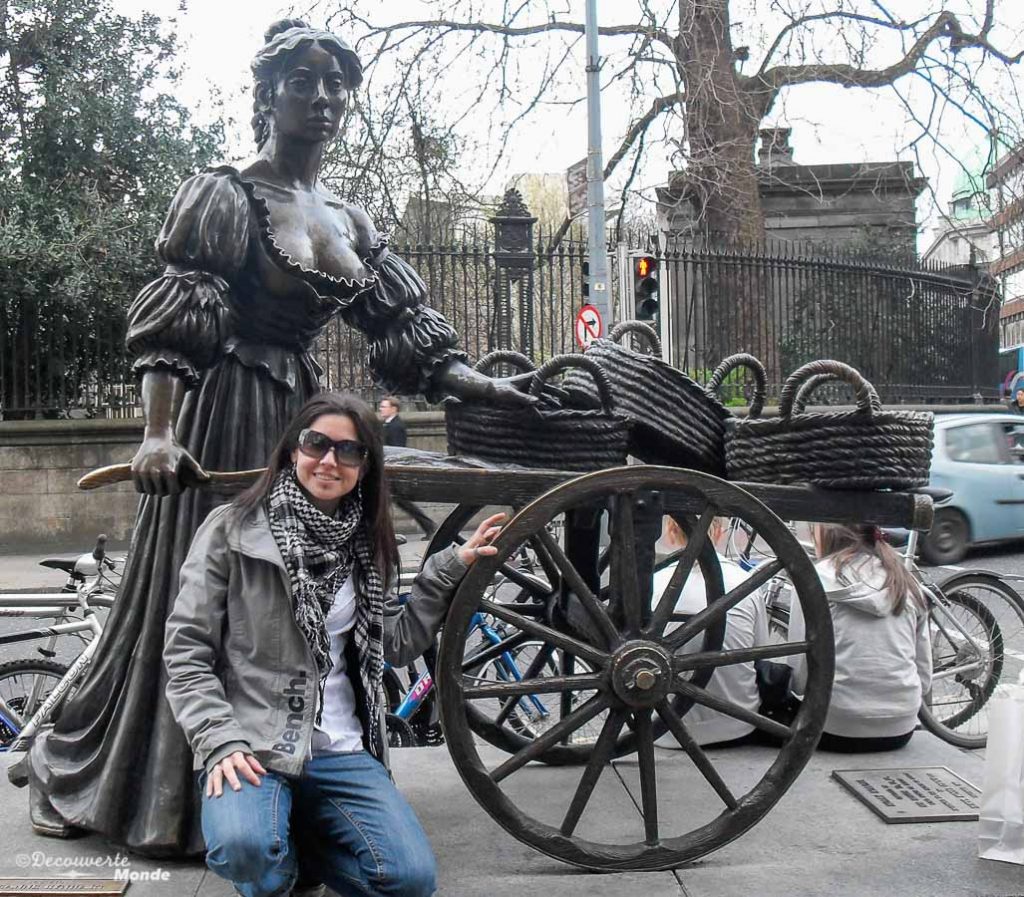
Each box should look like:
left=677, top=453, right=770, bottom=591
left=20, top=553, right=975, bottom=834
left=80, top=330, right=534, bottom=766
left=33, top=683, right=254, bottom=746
left=0, top=233, right=1001, bottom=419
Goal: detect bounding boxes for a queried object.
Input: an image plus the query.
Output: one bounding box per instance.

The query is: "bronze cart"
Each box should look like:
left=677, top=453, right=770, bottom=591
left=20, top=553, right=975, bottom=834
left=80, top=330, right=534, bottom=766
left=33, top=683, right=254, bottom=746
left=386, top=456, right=933, bottom=872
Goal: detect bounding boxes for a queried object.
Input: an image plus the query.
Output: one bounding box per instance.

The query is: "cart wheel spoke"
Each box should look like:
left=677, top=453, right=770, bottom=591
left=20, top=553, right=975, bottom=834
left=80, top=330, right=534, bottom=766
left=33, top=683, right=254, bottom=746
left=611, top=494, right=643, bottom=634
left=634, top=710, right=660, bottom=845
left=480, top=599, right=609, bottom=668
left=527, top=532, right=563, bottom=591
left=560, top=708, right=629, bottom=836
left=673, top=641, right=809, bottom=673
left=461, top=630, right=531, bottom=673
left=535, top=528, right=619, bottom=648
left=463, top=672, right=604, bottom=700
left=672, top=679, right=793, bottom=740
left=655, top=701, right=738, bottom=810
left=648, top=505, right=717, bottom=636
left=559, top=652, right=576, bottom=742
left=666, top=560, right=784, bottom=650
left=490, top=693, right=611, bottom=783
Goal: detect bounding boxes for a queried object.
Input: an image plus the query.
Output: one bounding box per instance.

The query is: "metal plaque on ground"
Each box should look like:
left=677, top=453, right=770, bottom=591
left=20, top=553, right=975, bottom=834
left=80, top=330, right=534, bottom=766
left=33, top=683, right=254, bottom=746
left=0, top=882, right=126, bottom=896
left=831, top=766, right=980, bottom=824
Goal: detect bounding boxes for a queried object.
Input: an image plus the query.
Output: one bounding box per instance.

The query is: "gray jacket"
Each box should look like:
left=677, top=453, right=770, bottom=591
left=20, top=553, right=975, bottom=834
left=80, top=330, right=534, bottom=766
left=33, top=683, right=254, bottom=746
left=163, top=503, right=468, bottom=777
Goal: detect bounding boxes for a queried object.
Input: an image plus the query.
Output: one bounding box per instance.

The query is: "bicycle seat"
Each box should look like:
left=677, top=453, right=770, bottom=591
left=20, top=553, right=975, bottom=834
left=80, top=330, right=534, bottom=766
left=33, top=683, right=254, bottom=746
left=39, top=558, right=79, bottom=575
left=916, top=486, right=954, bottom=504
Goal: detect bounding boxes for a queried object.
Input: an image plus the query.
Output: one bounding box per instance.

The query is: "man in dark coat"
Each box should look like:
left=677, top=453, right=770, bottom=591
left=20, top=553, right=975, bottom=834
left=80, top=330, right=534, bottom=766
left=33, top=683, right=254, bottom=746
left=379, top=396, right=436, bottom=537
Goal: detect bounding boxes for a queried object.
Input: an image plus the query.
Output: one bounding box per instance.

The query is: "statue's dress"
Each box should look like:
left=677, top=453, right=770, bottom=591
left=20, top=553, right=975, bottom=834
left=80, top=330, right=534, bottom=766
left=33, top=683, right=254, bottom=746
left=26, top=167, right=465, bottom=856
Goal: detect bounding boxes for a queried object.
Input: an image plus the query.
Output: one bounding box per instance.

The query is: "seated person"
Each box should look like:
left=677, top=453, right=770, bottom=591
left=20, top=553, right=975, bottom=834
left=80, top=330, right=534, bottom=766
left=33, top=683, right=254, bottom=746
left=654, top=518, right=771, bottom=748
left=787, top=523, right=932, bottom=753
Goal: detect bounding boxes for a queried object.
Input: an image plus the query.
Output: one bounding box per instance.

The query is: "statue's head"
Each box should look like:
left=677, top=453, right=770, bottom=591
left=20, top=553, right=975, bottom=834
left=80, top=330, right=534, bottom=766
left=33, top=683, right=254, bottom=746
left=250, top=19, right=363, bottom=151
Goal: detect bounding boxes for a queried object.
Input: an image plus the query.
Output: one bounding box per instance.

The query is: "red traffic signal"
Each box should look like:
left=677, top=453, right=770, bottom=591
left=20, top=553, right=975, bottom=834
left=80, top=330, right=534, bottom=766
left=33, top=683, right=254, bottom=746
left=633, top=255, right=660, bottom=320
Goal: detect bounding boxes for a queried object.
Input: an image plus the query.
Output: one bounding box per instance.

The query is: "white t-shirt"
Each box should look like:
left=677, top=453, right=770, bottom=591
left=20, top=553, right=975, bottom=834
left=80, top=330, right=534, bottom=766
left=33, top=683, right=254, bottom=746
left=654, top=555, right=768, bottom=747
left=311, top=576, right=365, bottom=754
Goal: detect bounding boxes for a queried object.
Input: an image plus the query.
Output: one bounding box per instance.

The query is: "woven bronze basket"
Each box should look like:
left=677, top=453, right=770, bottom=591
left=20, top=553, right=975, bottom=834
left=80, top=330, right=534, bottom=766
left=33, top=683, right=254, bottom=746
left=563, top=320, right=729, bottom=471
left=445, top=352, right=630, bottom=472
left=725, top=359, right=934, bottom=490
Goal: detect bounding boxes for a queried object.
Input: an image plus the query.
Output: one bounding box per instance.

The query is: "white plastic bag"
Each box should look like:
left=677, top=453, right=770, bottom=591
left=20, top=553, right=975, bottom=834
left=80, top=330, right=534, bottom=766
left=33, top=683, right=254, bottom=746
left=979, top=673, right=1024, bottom=864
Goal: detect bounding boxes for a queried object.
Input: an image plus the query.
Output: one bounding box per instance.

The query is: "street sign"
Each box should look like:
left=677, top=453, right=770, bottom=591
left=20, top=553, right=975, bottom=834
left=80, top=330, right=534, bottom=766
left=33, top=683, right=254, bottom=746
left=574, top=304, right=603, bottom=348
left=566, top=158, right=588, bottom=218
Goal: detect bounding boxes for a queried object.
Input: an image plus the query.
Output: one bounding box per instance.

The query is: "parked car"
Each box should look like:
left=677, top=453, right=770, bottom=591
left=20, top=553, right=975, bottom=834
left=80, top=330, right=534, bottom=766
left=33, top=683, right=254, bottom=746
left=920, top=413, right=1024, bottom=564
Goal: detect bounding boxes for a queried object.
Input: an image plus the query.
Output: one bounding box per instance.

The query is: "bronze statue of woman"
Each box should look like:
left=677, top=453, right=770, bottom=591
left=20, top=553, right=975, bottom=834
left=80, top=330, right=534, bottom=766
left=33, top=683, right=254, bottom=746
left=25, top=19, right=527, bottom=857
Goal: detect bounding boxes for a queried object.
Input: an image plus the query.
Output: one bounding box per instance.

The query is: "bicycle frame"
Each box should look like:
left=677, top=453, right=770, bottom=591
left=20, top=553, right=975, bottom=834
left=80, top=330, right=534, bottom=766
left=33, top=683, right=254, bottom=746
left=0, top=582, right=111, bottom=752
left=392, top=612, right=550, bottom=723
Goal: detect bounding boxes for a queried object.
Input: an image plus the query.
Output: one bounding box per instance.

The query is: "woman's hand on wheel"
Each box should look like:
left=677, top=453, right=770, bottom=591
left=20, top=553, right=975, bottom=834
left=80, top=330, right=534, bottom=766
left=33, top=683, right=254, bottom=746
left=206, top=751, right=267, bottom=798
left=458, top=512, right=507, bottom=566
left=130, top=433, right=209, bottom=495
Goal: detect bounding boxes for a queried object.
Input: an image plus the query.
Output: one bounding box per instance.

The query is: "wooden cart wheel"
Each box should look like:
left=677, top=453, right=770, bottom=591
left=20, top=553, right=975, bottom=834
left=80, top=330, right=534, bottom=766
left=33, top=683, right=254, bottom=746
left=425, top=501, right=726, bottom=764
left=437, top=467, right=833, bottom=871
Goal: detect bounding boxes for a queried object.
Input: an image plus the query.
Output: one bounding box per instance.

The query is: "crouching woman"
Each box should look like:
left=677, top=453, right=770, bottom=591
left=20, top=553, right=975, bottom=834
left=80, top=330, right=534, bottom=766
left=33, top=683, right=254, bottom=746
left=163, top=392, right=503, bottom=897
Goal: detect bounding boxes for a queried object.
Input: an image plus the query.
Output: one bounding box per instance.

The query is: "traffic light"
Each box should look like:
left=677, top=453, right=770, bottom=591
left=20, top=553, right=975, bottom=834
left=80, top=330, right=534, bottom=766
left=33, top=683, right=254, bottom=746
left=633, top=255, right=659, bottom=321
left=582, top=260, right=590, bottom=299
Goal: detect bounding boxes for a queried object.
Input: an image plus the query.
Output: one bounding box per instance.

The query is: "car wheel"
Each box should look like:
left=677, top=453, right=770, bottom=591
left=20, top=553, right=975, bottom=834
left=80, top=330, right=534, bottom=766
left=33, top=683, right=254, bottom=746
left=920, top=508, right=970, bottom=565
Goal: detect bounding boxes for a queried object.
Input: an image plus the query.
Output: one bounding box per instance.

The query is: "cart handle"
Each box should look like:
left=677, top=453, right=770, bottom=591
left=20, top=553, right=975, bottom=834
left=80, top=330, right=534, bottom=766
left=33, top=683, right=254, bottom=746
left=779, top=359, right=881, bottom=418
left=608, top=320, right=662, bottom=356
left=77, top=464, right=264, bottom=492
left=706, top=353, right=768, bottom=418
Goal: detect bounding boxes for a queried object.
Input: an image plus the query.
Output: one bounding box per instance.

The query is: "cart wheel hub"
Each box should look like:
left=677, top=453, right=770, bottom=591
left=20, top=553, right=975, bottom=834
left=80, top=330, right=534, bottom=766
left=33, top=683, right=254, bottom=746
left=610, top=642, right=672, bottom=707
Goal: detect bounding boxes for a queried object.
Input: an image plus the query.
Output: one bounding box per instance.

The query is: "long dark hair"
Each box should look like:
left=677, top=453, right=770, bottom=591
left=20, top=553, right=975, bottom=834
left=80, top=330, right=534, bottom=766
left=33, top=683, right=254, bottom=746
left=815, top=524, right=923, bottom=615
left=233, top=392, right=398, bottom=587
left=250, top=18, right=363, bottom=150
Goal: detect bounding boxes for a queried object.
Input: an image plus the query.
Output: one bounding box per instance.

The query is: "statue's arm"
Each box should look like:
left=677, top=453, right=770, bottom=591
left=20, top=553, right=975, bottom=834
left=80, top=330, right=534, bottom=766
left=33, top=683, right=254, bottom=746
left=131, top=371, right=206, bottom=496
left=125, top=171, right=249, bottom=494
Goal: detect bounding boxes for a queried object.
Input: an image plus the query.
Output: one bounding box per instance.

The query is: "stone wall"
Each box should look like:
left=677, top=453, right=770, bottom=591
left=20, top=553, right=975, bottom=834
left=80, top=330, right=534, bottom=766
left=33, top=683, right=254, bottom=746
left=0, top=412, right=448, bottom=551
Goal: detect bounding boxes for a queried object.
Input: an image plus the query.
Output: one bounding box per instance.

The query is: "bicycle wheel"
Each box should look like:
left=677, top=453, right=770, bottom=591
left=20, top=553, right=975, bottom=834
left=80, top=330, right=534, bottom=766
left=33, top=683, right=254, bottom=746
left=919, top=572, right=1024, bottom=749
left=468, top=641, right=605, bottom=746
left=0, top=659, right=70, bottom=748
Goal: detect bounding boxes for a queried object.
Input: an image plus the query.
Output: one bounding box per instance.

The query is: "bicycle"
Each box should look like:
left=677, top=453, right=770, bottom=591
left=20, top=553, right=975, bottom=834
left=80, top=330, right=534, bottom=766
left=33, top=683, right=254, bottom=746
left=0, top=536, right=118, bottom=754
left=720, top=505, right=1024, bottom=749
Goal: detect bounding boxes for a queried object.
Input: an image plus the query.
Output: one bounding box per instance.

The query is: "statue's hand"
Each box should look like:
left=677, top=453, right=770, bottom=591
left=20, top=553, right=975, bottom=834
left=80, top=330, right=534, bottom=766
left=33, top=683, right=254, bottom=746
left=435, top=360, right=537, bottom=407
left=131, top=433, right=209, bottom=495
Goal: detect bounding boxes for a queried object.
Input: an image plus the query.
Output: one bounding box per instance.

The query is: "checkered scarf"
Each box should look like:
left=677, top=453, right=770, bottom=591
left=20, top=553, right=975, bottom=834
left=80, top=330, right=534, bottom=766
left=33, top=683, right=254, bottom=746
left=267, top=468, right=385, bottom=746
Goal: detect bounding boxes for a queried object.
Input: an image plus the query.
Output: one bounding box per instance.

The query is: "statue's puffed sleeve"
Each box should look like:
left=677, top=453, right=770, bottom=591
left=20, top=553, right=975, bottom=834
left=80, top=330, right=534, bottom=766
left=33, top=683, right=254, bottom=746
left=341, top=220, right=467, bottom=400
left=125, top=170, right=250, bottom=386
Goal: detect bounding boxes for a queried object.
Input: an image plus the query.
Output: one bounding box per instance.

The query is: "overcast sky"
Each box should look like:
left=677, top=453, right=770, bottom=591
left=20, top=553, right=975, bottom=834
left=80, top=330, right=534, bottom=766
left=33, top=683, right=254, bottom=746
left=114, top=0, right=1024, bottom=244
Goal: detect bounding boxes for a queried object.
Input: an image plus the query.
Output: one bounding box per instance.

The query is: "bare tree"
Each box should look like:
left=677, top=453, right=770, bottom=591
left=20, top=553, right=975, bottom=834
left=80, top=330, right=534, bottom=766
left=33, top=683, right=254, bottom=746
left=307, top=1, right=1023, bottom=243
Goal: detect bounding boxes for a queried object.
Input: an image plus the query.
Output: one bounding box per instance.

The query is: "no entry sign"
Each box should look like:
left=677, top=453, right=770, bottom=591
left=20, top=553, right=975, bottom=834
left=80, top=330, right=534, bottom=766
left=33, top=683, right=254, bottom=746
left=575, top=304, right=603, bottom=348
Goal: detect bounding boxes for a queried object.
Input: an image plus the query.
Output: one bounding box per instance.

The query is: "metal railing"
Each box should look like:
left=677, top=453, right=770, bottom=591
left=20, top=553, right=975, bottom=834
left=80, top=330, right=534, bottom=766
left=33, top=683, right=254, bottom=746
left=0, top=233, right=1001, bottom=418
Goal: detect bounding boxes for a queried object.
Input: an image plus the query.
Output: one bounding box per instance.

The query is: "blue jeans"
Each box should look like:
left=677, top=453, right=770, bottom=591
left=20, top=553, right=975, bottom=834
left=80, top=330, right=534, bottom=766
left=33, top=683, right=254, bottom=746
left=200, top=752, right=436, bottom=897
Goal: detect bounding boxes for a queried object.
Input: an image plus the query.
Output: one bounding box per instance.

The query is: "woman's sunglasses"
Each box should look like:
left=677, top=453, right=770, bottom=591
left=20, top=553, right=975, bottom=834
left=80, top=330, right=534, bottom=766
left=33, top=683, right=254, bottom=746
left=297, top=429, right=368, bottom=468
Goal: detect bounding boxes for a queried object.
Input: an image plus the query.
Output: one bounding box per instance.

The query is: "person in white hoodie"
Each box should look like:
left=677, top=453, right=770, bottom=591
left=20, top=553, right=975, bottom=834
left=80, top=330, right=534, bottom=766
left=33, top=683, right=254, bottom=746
left=788, top=523, right=932, bottom=752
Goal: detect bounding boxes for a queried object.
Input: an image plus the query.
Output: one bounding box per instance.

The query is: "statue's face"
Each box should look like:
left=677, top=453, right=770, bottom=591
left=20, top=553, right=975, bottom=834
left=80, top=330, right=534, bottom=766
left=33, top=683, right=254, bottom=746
left=269, top=41, right=348, bottom=144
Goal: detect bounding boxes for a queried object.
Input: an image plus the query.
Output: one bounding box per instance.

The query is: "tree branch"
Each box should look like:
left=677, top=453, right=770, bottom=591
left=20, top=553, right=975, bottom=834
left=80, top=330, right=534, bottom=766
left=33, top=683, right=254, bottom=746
left=546, top=90, right=682, bottom=252
left=356, top=17, right=675, bottom=52
left=761, top=9, right=1023, bottom=94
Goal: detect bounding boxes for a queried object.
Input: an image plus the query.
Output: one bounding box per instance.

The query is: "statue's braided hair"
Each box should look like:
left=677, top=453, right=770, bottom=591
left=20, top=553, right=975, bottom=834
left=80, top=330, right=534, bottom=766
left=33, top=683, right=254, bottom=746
left=250, top=18, right=363, bottom=151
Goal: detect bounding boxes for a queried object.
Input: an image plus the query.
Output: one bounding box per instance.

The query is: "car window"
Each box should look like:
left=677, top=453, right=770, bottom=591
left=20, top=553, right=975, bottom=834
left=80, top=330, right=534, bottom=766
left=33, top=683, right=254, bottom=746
left=998, top=422, right=1024, bottom=464
left=944, top=423, right=1006, bottom=464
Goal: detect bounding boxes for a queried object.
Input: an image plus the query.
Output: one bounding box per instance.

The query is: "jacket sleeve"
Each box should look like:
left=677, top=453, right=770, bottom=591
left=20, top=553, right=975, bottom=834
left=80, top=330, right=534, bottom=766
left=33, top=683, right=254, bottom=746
left=164, top=505, right=253, bottom=773
left=382, top=544, right=469, bottom=668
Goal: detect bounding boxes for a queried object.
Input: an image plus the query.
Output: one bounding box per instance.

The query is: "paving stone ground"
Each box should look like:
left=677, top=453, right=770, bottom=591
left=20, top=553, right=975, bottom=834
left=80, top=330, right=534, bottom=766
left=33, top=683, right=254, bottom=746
left=1, top=732, right=1020, bottom=897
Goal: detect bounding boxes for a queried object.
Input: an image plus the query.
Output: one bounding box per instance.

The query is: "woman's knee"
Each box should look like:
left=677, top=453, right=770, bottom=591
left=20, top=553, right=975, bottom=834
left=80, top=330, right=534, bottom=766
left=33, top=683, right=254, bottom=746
left=205, top=823, right=291, bottom=884
left=375, top=844, right=437, bottom=897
